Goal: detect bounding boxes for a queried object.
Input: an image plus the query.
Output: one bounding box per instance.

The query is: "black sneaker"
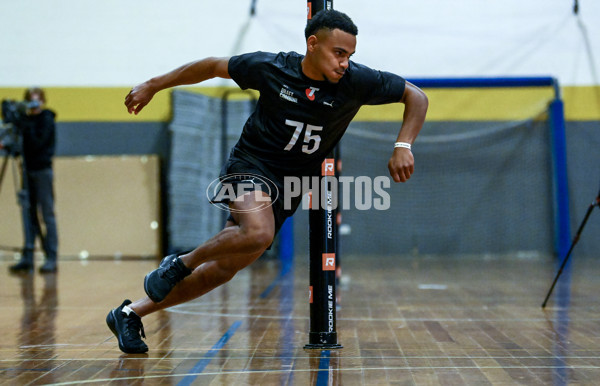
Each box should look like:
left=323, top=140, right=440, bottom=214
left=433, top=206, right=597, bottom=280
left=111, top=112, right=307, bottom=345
left=9, top=251, right=34, bottom=273
left=9, top=260, right=34, bottom=273
left=39, top=260, right=58, bottom=274
left=106, top=299, right=148, bottom=354
left=144, top=255, right=192, bottom=303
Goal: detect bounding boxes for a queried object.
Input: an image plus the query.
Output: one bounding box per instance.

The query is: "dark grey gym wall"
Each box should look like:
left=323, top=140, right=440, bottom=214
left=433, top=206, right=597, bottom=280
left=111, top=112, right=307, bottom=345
left=55, top=122, right=170, bottom=157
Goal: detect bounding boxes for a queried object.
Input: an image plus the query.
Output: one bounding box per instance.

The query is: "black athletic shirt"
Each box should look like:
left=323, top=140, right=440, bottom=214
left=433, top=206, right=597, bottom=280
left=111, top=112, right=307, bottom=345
left=228, top=51, right=406, bottom=177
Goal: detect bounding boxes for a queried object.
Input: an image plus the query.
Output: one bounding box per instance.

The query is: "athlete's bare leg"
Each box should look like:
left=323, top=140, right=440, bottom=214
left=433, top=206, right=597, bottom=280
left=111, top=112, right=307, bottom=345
left=129, top=190, right=275, bottom=317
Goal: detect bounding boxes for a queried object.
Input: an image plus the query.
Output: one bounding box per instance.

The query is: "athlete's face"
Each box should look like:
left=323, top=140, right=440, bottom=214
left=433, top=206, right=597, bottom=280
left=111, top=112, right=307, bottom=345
left=305, top=28, right=356, bottom=83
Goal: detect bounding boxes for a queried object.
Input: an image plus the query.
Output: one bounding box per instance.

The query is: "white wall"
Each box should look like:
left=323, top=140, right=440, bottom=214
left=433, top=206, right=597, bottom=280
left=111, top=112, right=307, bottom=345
left=2, top=0, right=599, bottom=87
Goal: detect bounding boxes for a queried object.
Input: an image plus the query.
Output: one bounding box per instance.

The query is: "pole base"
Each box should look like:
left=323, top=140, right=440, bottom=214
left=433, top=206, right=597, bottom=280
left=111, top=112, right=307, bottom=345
left=304, top=343, right=343, bottom=349
left=304, top=332, right=343, bottom=349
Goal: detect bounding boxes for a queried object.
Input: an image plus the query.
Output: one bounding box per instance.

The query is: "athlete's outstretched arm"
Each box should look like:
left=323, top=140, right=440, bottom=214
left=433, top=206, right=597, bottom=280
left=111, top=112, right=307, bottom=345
left=388, top=81, right=428, bottom=183
left=125, top=57, right=231, bottom=115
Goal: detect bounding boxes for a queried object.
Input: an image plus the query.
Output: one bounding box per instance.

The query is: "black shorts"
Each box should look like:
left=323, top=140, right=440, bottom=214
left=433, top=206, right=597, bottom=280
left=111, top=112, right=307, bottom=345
left=211, top=156, right=304, bottom=236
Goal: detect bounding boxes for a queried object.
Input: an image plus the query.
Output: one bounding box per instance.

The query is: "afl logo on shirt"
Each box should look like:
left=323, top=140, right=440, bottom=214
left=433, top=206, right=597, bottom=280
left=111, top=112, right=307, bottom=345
left=305, top=87, right=319, bottom=101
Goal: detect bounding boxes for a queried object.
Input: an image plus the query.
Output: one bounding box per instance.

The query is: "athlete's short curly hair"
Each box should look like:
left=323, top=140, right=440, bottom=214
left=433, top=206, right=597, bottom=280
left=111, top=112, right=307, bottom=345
left=305, top=9, right=358, bottom=40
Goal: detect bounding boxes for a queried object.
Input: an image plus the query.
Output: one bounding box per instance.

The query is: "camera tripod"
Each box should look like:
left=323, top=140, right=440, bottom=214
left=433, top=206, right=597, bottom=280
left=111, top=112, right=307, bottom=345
left=0, top=127, right=45, bottom=254
left=541, top=185, right=600, bottom=308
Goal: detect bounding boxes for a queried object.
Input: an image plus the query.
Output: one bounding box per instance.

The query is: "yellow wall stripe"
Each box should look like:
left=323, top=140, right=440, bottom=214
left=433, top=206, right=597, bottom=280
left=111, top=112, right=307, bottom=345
left=1, top=86, right=599, bottom=122
left=1, top=87, right=171, bottom=122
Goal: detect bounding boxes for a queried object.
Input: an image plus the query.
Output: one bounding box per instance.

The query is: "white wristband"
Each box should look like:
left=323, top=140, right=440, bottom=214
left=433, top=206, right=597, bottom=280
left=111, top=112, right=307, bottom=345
left=394, top=142, right=411, bottom=150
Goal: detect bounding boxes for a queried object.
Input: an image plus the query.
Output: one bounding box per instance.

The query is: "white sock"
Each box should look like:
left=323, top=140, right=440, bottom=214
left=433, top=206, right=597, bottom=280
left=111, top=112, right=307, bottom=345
left=122, top=305, right=135, bottom=316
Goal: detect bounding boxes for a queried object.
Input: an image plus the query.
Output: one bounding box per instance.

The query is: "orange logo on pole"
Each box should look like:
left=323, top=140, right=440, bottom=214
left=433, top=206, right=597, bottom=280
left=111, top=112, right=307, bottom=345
left=322, top=253, right=336, bottom=271
left=322, top=158, right=335, bottom=176
left=309, top=286, right=313, bottom=303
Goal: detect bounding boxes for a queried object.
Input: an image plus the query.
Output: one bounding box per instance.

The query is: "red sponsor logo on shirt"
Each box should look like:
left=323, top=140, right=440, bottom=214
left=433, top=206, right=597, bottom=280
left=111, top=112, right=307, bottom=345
left=306, top=87, right=319, bottom=101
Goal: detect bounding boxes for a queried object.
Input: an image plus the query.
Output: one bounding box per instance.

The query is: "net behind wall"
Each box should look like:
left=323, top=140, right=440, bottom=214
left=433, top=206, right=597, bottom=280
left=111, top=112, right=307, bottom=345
left=168, top=90, right=250, bottom=252
left=334, top=117, right=554, bottom=256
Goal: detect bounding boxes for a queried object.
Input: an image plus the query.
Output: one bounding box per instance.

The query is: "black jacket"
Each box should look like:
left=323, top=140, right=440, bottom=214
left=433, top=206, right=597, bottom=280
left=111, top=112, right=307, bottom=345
left=22, top=109, right=56, bottom=171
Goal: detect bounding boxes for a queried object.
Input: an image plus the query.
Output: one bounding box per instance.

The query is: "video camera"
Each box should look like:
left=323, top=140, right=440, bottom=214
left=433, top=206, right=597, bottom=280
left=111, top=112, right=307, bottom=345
left=2, top=99, right=40, bottom=125
left=1, top=99, right=39, bottom=156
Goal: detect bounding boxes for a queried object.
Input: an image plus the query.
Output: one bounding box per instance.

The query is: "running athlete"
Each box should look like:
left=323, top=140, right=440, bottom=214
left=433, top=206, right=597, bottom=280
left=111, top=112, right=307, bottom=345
left=107, top=9, right=428, bottom=353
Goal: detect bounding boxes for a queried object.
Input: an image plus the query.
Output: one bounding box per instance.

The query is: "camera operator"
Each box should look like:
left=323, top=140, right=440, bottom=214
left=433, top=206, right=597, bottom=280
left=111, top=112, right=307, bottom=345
left=5, top=87, right=59, bottom=274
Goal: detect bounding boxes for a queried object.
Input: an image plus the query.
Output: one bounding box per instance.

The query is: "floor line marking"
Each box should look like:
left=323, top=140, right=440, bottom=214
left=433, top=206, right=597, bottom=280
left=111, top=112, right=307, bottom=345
left=176, top=320, right=242, bottom=386
left=6, top=354, right=600, bottom=362
left=166, top=309, right=600, bottom=323
left=46, top=365, right=600, bottom=385
left=316, top=350, right=331, bottom=386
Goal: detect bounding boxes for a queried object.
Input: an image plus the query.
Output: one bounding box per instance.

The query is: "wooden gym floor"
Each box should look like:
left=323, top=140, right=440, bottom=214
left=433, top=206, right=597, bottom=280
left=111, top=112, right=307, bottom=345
left=1, top=253, right=599, bottom=385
